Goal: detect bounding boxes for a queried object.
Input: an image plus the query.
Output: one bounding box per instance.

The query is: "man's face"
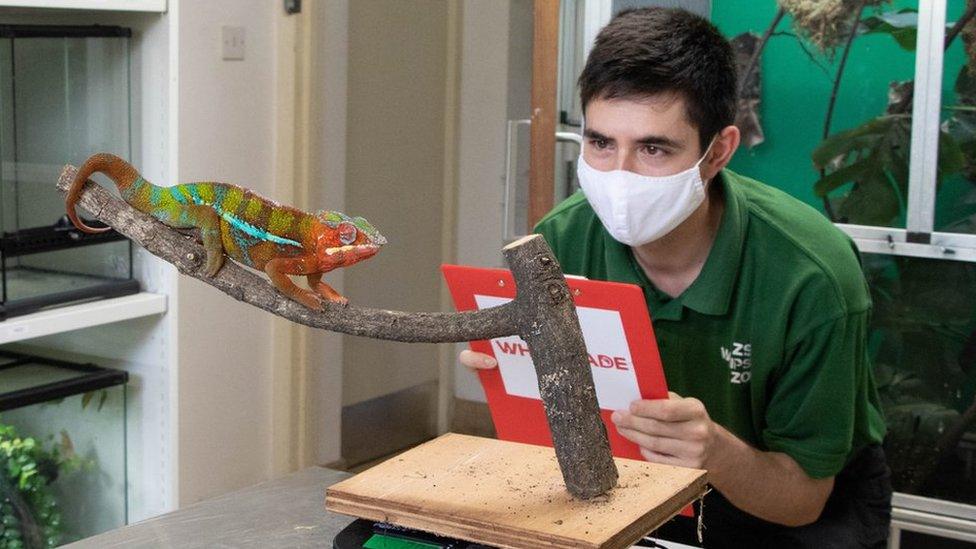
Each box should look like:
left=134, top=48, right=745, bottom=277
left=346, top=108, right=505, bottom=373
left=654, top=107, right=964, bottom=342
left=583, top=94, right=704, bottom=177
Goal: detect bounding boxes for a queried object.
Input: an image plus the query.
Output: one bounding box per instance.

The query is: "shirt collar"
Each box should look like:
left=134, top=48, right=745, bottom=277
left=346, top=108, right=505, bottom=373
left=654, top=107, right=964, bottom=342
left=602, top=169, right=748, bottom=318
left=680, top=170, right=748, bottom=316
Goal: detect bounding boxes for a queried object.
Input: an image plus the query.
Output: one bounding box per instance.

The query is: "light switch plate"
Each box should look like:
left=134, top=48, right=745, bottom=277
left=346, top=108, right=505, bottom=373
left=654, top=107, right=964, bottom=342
left=222, top=26, right=245, bottom=60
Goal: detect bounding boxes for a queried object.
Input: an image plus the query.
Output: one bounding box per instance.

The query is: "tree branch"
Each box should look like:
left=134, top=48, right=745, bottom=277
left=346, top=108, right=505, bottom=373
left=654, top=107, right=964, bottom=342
left=57, top=163, right=619, bottom=499
left=737, top=7, right=787, bottom=99
left=820, top=0, right=868, bottom=221
left=58, top=165, right=517, bottom=343
left=945, top=0, right=976, bottom=50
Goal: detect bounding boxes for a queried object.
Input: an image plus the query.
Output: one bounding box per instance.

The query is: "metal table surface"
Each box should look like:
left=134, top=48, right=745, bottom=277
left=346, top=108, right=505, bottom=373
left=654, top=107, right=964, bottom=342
left=64, top=466, right=701, bottom=549
left=65, top=466, right=354, bottom=548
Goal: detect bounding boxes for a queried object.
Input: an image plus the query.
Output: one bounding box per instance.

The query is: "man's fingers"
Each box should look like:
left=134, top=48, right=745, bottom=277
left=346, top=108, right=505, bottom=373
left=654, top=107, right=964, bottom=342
left=639, top=447, right=686, bottom=467
left=629, top=396, right=705, bottom=422
left=616, top=426, right=695, bottom=457
left=611, top=410, right=687, bottom=439
left=459, top=349, right=497, bottom=370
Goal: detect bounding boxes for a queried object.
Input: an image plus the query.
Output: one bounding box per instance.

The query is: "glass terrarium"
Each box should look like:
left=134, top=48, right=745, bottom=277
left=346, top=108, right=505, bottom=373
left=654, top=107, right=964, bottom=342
left=0, top=349, right=128, bottom=546
left=863, top=253, right=976, bottom=508
left=0, top=25, right=138, bottom=320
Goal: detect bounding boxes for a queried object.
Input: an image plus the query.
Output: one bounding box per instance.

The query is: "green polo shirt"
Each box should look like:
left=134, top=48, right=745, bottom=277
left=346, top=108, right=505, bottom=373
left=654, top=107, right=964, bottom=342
left=535, top=169, right=887, bottom=479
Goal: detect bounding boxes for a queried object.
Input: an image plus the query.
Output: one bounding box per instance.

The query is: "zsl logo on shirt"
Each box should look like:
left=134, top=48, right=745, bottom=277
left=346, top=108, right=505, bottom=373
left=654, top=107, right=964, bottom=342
left=721, top=342, right=752, bottom=385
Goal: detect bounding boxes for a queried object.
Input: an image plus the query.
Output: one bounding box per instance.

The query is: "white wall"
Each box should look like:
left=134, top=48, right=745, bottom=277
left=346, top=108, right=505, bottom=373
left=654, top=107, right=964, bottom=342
left=453, top=0, right=516, bottom=403
left=341, top=1, right=448, bottom=407
left=175, top=0, right=278, bottom=505
left=305, top=0, right=348, bottom=467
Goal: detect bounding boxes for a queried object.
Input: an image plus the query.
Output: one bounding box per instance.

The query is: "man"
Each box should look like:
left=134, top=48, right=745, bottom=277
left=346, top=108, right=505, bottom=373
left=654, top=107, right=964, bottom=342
left=461, top=7, right=891, bottom=548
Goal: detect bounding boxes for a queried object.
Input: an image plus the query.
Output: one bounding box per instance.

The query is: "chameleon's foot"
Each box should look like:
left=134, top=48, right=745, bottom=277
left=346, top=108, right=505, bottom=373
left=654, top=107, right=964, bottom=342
left=293, top=289, right=325, bottom=311
left=203, top=253, right=225, bottom=277
left=265, top=257, right=342, bottom=310
left=309, top=277, right=348, bottom=306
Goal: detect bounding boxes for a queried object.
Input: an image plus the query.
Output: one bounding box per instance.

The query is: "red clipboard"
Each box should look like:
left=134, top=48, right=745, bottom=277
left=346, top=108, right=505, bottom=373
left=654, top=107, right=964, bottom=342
left=442, top=264, right=668, bottom=460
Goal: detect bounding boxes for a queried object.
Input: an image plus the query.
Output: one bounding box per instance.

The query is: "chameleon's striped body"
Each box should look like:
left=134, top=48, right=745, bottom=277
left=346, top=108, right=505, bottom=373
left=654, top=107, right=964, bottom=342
left=123, top=177, right=310, bottom=268
left=65, top=153, right=386, bottom=308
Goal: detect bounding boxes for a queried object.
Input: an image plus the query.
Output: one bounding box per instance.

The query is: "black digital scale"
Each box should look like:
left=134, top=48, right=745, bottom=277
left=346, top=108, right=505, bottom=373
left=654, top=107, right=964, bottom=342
left=333, top=519, right=495, bottom=549
left=332, top=519, right=674, bottom=549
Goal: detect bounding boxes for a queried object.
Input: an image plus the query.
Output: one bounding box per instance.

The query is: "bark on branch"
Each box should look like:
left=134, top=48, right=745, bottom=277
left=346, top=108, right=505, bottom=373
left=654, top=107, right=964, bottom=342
left=56, top=164, right=618, bottom=499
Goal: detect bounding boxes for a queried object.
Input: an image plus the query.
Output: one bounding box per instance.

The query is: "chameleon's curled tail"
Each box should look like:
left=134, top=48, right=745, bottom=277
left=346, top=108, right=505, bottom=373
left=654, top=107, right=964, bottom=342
left=65, top=152, right=143, bottom=233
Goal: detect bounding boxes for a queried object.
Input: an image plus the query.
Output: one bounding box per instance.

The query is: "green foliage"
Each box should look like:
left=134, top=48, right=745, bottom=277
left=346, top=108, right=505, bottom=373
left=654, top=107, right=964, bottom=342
left=858, top=8, right=960, bottom=51
left=812, top=114, right=967, bottom=225
left=0, top=423, right=81, bottom=549
left=858, top=9, right=921, bottom=50
left=804, top=6, right=976, bottom=496
left=813, top=6, right=975, bottom=228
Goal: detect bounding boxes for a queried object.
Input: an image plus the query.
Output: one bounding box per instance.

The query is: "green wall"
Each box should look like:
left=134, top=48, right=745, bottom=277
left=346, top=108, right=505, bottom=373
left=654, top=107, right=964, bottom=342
left=711, top=1, right=971, bottom=229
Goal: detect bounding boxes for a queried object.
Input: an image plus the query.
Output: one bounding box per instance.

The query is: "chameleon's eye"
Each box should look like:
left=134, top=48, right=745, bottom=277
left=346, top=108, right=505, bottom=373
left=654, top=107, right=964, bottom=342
left=338, top=222, right=357, bottom=245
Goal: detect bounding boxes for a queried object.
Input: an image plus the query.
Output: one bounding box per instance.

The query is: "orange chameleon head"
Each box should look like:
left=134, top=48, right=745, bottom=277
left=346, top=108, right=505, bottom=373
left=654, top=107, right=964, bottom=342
left=313, top=211, right=387, bottom=270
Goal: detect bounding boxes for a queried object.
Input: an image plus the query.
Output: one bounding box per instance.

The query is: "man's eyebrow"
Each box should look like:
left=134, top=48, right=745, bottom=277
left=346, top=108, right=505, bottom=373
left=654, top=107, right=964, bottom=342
left=635, top=134, right=683, bottom=149
left=583, top=129, right=684, bottom=149
left=583, top=128, right=612, bottom=141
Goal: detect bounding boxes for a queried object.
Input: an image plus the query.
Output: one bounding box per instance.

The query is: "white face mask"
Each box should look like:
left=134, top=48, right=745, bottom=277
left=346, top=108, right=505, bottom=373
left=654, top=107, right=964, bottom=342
left=576, top=141, right=714, bottom=247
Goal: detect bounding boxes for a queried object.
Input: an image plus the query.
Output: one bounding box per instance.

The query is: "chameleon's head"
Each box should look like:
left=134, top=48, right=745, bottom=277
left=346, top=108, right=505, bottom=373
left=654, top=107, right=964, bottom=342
left=313, top=211, right=387, bottom=269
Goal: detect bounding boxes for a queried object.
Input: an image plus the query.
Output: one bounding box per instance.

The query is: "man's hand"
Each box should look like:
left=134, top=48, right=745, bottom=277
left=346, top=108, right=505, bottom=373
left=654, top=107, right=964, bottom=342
left=611, top=392, right=720, bottom=470
left=459, top=349, right=497, bottom=370
left=614, top=392, right=833, bottom=527
left=460, top=352, right=832, bottom=526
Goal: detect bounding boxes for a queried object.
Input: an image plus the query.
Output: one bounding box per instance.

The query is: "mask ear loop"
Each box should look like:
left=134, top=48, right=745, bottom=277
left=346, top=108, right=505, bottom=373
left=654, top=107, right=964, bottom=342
left=695, top=134, right=719, bottom=168
left=696, top=134, right=720, bottom=188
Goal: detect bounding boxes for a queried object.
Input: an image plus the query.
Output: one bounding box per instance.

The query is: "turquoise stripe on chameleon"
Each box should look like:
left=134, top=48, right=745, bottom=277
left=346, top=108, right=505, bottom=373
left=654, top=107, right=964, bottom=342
left=188, top=185, right=202, bottom=204
left=170, top=186, right=188, bottom=205
left=213, top=184, right=227, bottom=206
left=163, top=182, right=302, bottom=248
left=217, top=210, right=302, bottom=247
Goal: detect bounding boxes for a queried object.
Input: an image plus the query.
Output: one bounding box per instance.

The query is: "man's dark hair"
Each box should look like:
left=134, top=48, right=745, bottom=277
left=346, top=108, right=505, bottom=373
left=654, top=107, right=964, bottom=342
left=578, top=7, right=737, bottom=151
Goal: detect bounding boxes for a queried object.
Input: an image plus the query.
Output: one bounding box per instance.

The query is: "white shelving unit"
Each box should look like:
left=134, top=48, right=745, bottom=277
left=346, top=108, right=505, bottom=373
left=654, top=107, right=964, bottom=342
left=0, top=0, right=165, bottom=12
left=0, top=0, right=181, bottom=525
left=0, top=0, right=305, bottom=529
left=0, top=292, right=166, bottom=345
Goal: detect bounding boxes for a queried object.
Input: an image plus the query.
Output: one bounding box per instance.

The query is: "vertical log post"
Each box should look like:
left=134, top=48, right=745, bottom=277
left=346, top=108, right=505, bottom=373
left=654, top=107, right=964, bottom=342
left=504, top=234, right=618, bottom=498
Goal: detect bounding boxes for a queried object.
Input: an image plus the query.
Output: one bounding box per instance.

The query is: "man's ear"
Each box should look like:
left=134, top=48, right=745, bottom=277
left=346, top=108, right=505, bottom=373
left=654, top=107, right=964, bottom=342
left=702, top=125, right=740, bottom=181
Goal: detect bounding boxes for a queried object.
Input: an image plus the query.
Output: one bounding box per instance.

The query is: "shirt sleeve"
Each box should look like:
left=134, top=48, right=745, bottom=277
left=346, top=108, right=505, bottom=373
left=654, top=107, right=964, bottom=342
left=761, top=309, right=870, bottom=479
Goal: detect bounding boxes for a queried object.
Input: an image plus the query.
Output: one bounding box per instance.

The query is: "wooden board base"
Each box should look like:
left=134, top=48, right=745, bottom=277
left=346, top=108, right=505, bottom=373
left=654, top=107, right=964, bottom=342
left=325, top=433, right=707, bottom=549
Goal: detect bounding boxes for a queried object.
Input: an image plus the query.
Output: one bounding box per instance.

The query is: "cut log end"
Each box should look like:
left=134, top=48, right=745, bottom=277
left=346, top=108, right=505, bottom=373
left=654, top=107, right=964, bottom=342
left=503, top=233, right=542, bottom=250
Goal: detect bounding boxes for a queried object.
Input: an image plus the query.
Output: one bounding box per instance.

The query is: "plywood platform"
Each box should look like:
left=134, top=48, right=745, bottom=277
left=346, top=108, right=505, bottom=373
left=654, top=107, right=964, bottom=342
left=325, top=433, right=707, bottom=549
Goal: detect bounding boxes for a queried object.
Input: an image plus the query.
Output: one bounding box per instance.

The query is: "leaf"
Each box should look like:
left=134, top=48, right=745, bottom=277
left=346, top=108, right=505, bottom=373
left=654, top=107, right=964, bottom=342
left=81, top=391, right=94, bottom=410
left=957, top=65, right=976, bottom=100
left=888, top=150, right=911, bottom=196
left=838, top=172, right=901, bottom=225
left=937, top=130, right=966, bottom=179
left=97, top=391, right=107, bottom=412
left=814, top=157, right=876, bottom=196
left=859, top=10, right=919, bottom=50
left=59, top=431, right=74, bottom=461
left=811, top=117, right=893, bottom=167
left=813, top=115, right=911, bottom=225
left=858, top=9, right=957, bottom=51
